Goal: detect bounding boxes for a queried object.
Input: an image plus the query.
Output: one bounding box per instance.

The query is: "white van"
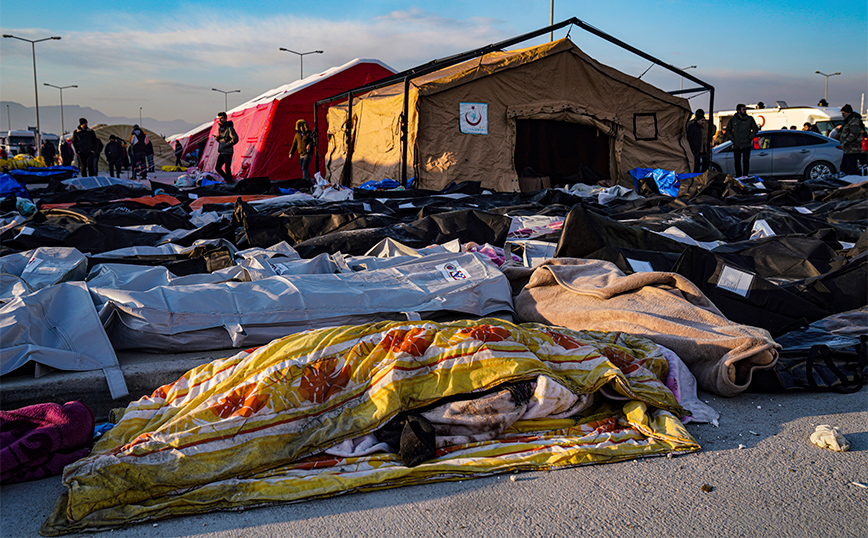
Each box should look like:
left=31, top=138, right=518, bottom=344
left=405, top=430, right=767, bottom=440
left=713, top=102, right=843, bottom=138
left=0, top=130, right=37, bottom=156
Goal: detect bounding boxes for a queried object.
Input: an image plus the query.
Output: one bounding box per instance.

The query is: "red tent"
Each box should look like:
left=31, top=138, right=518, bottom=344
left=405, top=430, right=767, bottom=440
left=197, top=59, right=395, bottom=181
left=167, top=122, right=212, bottom=162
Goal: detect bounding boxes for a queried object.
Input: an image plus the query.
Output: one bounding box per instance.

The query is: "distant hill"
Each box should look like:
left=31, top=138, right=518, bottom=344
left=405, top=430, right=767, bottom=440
left=0, top=101, right=196, bottom=139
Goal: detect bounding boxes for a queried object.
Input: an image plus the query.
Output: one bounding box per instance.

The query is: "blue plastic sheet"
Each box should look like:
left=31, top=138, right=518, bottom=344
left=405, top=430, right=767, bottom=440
left=358, top=178, right=401, bottom=191
left=0, top=173, right=32, bottom=201
left=628, top=168, right=702, bottom=198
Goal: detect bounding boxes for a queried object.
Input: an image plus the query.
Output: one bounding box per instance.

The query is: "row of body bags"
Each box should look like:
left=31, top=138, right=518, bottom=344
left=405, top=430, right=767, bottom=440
left=0, top=241, right=515, bottom=400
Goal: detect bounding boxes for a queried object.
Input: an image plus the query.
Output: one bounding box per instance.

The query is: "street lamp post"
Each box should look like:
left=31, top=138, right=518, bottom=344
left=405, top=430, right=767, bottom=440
left=278, top=48, right=323, bottom=80
left=680, top=65, right=697, bottom=91
left=3, top=34, right=62, bottom=156
left=814, top=70, right=841, bottom=103
left=139, top=107, right=142, bottom=127
left=43, top=83, right=77, bottom=136
left=211, top=88, right=241, bottom=112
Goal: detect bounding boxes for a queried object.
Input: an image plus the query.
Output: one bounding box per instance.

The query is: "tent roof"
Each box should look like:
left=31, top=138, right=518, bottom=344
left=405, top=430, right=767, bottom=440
left=166, top=58, right=396, bottom=142
left=363, top=39, right=688, bottom=112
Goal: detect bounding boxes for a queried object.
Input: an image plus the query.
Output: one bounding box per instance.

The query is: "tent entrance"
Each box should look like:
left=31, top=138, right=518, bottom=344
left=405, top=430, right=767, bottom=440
left=514, top=119, right=610, bottom=185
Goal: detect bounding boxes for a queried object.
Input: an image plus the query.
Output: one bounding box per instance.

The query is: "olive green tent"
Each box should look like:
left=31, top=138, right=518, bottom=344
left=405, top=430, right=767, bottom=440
left=326, top=38, right=693, bottom=191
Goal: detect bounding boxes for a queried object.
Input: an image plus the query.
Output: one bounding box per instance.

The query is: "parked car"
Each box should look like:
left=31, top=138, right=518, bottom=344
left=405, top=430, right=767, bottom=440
left=710, top=130, right=843, bottom=180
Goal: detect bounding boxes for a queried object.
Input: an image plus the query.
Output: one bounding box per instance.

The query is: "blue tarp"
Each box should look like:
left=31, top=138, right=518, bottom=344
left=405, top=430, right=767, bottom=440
left=358, top=178, right=401, bottom=191
left=7, top=167, right=78, bottom=183
left=628, top=168, right=702, bottom=197
left=0, top=173, right=32, bottom=201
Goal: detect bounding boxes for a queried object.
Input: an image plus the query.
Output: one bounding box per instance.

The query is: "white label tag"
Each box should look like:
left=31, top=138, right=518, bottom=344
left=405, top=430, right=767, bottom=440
left=750, top=219, right=776, bottom=240
left=363, top=203, right=371, bottom=212
left=795, top=206, right=813, bottom=214
left=754, top=181, right=766, bottom=190
left=188, top=193, right=199, bottom=199
left=626, top=258, right=654, bottom=273
left=22, top=256, right=43, bottom=273
left=436, top=261, right=470, bottom=281
left=717, top=265, right=754, bottom=297
left=14, top=226, right=34, bottom=239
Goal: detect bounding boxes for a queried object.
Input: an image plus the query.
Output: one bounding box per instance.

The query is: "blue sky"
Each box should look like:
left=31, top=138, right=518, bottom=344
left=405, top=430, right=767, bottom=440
left=2, top=0, right=866, bottom=134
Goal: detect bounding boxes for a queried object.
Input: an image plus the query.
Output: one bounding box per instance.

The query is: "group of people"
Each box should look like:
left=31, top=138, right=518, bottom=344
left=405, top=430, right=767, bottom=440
left=66, top=118, right=155, bottom=178
left=209, top=112, right=315, bottom=184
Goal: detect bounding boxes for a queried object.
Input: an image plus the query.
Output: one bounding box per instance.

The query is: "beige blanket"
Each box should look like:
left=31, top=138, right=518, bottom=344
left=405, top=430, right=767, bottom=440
left=506, top=259, right=779, bottom=396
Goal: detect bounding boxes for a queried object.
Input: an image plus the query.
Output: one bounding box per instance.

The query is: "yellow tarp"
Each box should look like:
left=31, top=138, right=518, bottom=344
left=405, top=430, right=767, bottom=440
left=43, top=319, right=699, bottom=535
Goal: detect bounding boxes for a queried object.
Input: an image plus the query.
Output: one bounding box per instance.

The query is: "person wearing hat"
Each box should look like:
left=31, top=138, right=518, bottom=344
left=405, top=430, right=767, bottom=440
left=71, top=118, right=100, bottom=176
left=104, top=135, right=125, bottom=178
left=686, top=109, right=713, bottom=173
left=839, top=104, right=866, bottom=175
left=725, top=104, right=760, bottom=177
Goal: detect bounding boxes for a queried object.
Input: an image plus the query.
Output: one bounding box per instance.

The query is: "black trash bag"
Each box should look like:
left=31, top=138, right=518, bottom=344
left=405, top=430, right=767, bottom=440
left=782, top=251, right=868, bottom=315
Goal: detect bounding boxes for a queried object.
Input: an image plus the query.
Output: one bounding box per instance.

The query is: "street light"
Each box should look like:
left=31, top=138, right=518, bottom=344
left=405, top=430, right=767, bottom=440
left=211, top=88, right=240, bottom=111
left=43, top=83, right=77, bottom=136
left=814, top=70, right=841, bottom=103
left=278, top=48, right=323, bottom=80
left=680, top=65, right=697, bottom=91
left=139, top=107, right=142, bottom=127
left=3, top=34, right=62, bottom=156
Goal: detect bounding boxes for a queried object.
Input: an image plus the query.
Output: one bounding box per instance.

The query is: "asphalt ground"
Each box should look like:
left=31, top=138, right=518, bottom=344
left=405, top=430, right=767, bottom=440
left=0, top=388, right=865, bottom=538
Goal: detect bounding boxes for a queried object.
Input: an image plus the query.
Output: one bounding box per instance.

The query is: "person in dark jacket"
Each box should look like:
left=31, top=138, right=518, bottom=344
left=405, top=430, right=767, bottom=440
left=129, top=125, right=150, bottom=179
left=725, top=104, right=759, bottom=177
left=174, top=140, right=184, bottom=167
left=686, top=110, right=710, bottom=173
left=214, top=112, right=238, bottom=182
left=289, top=118, right=315, bottom=183
left=71, top=118, right=100, bottom=176
left=839, top=104, right=866, bottom=175
left=41, top=140, right=56, bottom=166
left=60, top=139, right=74, bottom=166
left=104, top=135, right=124, bottom=178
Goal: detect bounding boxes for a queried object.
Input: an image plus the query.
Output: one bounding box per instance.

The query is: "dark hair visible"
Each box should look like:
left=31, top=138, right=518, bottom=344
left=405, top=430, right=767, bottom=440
left=79, top=117, right=88, bottom=124
left=217, top=112, right=227, bottom=119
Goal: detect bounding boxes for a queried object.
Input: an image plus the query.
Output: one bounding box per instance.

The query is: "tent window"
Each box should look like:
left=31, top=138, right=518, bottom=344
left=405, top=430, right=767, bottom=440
left=514, top=119, right=610, bottom=185
left=633, top=113, right=658, bottom=141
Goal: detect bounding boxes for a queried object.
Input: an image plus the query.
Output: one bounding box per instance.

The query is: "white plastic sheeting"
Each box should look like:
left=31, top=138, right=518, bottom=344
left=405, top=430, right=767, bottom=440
left=91, top=252, right=514, bottom=352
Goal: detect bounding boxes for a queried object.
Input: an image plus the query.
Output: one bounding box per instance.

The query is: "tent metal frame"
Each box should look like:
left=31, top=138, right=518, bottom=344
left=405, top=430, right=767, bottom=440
left=315, top=17, right=714, bottom=188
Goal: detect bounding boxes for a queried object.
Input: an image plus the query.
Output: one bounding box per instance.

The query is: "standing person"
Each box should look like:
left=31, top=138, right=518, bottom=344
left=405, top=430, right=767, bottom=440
left=725, top=104, right=759, bottom=177
left=289, top=119, right=315, bottom=183
left=145, top=138, right=155, bottom=173
left=173, top=140, right=184, bottom=167
left=214, top=112, right=238, bottom=183
left=839, top=104, right=866, bottom=175
left=60, top=139, right=74, bottom=166
left=71, top=118, right=100, bottom=176
left=41, top=139, right=56, bottom=167
left=104, top=135, right=124, bottom=178
left=686, top=110, right=711, bottom=173
left=129, top=124, right=150, bottom=179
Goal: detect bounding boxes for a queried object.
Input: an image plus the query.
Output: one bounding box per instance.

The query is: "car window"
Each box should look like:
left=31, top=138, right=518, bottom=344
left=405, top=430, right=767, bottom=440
left=769, top=133, right=820, bottom=148
left=756, top=136, right=772, bottom=150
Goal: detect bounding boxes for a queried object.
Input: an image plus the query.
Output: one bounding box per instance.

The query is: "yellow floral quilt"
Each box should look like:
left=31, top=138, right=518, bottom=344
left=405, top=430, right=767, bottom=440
left=42, top=318, right=699, bottom=535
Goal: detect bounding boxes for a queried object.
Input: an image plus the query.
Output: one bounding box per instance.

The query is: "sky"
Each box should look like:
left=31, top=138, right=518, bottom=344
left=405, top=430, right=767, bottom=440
left=2, top=0, right=866, bottom=135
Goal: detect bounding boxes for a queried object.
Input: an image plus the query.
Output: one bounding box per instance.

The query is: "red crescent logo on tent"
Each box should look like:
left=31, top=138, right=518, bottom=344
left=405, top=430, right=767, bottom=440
left=756, top=115, right=765, bottom=128
left=465, top=107, right=482, bottom=126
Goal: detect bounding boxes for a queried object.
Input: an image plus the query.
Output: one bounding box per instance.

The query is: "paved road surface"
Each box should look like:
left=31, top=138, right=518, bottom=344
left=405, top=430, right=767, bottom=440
left=1, top=389, right=865, bottom=538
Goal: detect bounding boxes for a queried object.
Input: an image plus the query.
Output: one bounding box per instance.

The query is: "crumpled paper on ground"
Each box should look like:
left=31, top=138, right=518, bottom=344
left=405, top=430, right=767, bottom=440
left=810, top=425, right=850, bottom=452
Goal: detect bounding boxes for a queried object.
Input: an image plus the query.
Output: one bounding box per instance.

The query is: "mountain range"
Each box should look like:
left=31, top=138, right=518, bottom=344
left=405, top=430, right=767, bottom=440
left=0, top=101, right=198, bottom=140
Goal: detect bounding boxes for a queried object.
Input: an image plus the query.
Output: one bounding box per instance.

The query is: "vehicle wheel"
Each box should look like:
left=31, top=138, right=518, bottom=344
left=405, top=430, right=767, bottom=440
left=804, top=161, right=835, bottom=180
left=708, top=162, right=722, bottom=173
